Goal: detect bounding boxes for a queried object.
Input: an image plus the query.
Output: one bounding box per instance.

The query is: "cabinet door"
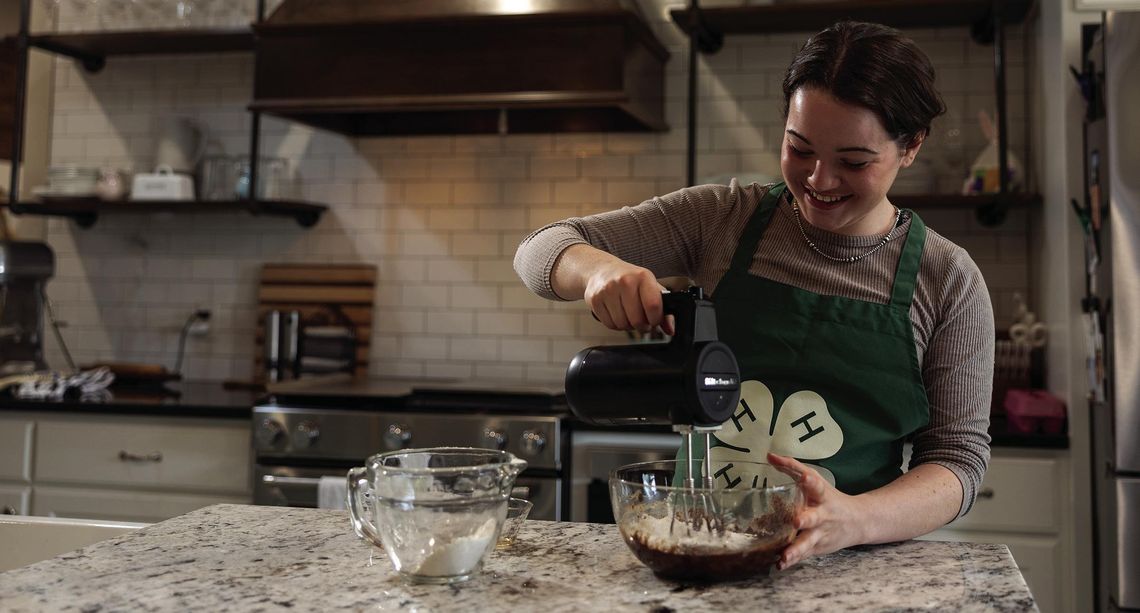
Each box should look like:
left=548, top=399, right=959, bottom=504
left=0, top=483, right=30, bottom=515
left=32, top=486, right=249, bottom=524
left=0, top=418, right=34, bottom=481
left=947, top=455, right=1059, bottom=534
left=921, top=530, right=1058, bottom=613
left=35, top=416, right=251, bottom=495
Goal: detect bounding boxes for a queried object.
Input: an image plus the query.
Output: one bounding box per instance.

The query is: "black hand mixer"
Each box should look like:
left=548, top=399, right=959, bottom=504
left=564, top=287, right=741, bottom=501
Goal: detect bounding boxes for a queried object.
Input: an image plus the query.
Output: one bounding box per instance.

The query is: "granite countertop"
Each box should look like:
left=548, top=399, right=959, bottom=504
left=0, top=504, right=1038, bottom=612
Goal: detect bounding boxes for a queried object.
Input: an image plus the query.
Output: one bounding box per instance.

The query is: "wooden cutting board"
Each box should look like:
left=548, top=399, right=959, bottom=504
left=255, top=263, right=376, bottom=381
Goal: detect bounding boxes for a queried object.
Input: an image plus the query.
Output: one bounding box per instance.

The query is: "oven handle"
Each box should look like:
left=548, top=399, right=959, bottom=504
left=262, top=475, right=323, bottom=486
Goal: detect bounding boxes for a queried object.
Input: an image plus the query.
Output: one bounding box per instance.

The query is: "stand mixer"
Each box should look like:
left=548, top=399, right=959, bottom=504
left=565, top=287, right=741, bottom=500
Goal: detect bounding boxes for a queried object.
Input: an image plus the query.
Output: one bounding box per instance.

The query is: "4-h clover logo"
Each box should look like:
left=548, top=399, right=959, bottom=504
left=709, top=379, right=843, bottom=488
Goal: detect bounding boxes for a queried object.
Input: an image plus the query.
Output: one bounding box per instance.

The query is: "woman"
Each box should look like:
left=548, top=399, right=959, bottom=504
left=514, top=21, right=993, bottom=570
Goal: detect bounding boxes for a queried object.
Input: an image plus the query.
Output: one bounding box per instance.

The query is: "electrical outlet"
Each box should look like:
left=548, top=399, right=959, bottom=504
left=188, top=308, right=212, bottom=336
left=188, top=320, right=210, bottom=336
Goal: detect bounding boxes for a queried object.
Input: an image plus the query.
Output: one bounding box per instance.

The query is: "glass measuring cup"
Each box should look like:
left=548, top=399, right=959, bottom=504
left=347, top=447, right=527, bottom=584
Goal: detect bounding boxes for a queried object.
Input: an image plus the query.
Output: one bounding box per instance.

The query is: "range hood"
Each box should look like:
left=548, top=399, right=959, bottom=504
left=250, top=0, right=670, bottom=136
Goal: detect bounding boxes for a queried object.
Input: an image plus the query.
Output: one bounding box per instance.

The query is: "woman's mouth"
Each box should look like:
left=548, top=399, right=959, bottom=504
left=802, top=186, right=853, bottom=210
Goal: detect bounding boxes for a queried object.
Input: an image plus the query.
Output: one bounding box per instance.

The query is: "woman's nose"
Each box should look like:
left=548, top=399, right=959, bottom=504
left=808, top=161, right=840, bottom=191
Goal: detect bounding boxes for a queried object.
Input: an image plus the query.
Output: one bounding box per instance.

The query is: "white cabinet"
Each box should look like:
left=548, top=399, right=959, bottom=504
left=919, top=448, right=1070, bottom=613
left=0, top=412, right=251, bottom=523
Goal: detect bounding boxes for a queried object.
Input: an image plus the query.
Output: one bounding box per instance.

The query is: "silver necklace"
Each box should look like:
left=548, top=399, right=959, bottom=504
left=791, top=198, right=902, bottom=263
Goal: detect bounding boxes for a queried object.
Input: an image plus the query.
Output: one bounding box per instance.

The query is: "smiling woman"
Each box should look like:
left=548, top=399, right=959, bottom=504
left=513, top=20, right=995, bottom=575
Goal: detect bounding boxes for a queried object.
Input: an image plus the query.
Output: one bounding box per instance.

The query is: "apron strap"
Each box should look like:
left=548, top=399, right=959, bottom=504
left=725, top=182, right=786, bottom=280
left=889, top=210, right=927, bottom=309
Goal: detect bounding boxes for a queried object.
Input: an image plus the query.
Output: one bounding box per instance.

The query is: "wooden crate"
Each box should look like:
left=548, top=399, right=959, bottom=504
left=255, top=263, right=376, bottom=380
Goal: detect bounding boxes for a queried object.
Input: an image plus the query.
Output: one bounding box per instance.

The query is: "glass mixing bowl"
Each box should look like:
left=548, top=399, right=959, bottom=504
left=609, top=459, right=802, bottom=582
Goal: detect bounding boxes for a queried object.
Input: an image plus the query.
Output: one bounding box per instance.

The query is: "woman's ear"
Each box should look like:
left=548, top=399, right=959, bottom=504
left=899, top=134, right=925, bottom=169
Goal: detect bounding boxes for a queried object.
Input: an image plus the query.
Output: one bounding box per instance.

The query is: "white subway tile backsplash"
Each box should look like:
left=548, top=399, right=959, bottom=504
left=531, top=155, right=582, bottom=179
left=500, top=338, right=549, bottom=362
left=450, top=284, right=499, bottom=310
left=405, top=182, right=452, bottom=206
left=450, top=337, right=500, bottom=361
left=453, top=182, right=503, bottom=206
left=476, top=312, right=525, bottom=336
left=476, top=258, right=525, bottom=284
left=527, top=313, right=579, bottom=337
left=402, top=284, right=450, bottom=309
left=421, top=311, right=474, bottom=336
left=473, top=363, right=525, bottom=382
left=428, top=259, right=478, bottom=283
left=477, top=156, right=528, bottom=179
left=402, top=336, right=448, bottom=360
left=553, top=181, right=604, bottom=205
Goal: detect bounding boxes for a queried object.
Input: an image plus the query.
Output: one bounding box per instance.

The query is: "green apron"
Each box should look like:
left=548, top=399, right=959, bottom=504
left=704, top=182, right=930, bottom=494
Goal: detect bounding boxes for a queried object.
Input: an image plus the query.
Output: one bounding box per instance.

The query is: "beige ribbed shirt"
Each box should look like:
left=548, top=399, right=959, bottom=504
left=514, top=180, right=995, bottom=518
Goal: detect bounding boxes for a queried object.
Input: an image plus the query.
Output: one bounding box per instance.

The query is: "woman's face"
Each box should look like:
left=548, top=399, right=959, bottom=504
left=780, top=87, right=921, bottom=236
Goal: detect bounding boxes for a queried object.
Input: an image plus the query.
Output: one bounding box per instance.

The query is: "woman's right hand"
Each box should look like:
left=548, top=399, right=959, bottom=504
left=582, top=259, right=673, bottom=335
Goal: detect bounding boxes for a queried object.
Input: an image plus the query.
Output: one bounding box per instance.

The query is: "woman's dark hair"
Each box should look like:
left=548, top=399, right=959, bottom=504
left=782, top=21, right=946, bottom=149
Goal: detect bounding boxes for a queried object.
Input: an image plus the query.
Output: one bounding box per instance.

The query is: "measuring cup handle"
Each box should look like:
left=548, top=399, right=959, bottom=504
left=347, top=466, right=381, bottom=546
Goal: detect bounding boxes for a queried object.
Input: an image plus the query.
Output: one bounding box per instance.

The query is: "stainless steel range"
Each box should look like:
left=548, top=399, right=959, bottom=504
left=252, top=379, right=569, bottom=520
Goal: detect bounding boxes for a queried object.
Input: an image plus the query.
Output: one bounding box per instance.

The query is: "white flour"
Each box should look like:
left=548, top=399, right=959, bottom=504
left=624, top=513, right=759, bottom=554
left=412, top=518, right=498, bottom=576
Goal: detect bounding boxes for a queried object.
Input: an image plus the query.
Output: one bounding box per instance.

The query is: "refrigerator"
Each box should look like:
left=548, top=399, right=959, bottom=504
left=1085, top=10, right=1140, bottom=613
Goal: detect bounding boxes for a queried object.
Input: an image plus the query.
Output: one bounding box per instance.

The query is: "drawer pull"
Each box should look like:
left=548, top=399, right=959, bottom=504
left=977, top=487, right=995, bottom=500
left=1, top=505, right=15, bottom=515
left=118, top=450, right=163, bottom=463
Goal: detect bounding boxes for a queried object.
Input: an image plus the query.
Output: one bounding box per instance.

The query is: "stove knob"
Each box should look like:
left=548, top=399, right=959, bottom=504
left=483, top=427, right=508, bottom=450
left=384, top=424, right=412, bottom=450
left=520, top=429, right=547, bottom=456
left=292, top=421, right=320, bottom=449
left=256, top=418, right=285, bottom=448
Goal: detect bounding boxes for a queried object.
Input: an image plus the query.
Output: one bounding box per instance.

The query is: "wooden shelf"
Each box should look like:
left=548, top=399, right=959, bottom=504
left=4, top=197, right=326, bottom=228
left=670, top=0, right=1034, bottom=38
left=22, top=28, right=253, bottom=71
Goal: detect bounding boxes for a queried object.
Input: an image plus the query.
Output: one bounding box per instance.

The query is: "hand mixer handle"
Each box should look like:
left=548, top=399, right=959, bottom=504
left=661, top=287, right=720, bottom=347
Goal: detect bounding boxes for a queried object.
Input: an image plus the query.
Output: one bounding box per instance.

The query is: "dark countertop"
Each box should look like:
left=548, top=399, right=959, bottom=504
left=0, top=381, right=263, bottom=419
left=0, top=376, right=1070, bottom=450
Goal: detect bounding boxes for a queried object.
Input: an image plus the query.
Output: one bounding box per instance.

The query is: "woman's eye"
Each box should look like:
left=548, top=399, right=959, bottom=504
left=843, top=160, right=870, bottom=169
left=788, top=145, right=812, bottom=158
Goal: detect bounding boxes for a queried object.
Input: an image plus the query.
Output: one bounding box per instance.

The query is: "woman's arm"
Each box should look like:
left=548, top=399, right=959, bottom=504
left=769, top=454, right=960, bottom=569
left=513, top=182, right=748, bottom=330
left=549, top=244, right=671, bottom=333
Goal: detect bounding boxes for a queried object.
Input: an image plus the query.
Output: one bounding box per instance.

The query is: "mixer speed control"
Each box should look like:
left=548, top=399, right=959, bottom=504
left=520, top=430, right=546, bottom=455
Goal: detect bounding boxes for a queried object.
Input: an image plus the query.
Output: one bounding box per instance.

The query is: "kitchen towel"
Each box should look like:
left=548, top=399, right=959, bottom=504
left=317, top=475, right=348, bottom=510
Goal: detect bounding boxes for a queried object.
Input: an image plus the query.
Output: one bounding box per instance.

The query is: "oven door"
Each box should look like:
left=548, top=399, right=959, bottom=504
left=570, top=431, right=680, bottom=523
left=255, top=464, right=562, bottom=521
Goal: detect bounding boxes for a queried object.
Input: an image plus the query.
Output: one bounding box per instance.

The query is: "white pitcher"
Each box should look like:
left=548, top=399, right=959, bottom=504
left=154, top=116, right=208, bottom=175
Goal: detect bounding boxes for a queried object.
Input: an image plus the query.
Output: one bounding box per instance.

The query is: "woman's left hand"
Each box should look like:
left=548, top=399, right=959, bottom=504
left=767, top=452, right=868, bottom=570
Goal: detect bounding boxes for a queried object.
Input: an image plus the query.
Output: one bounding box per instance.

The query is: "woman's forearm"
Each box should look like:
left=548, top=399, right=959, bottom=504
left=549, top=243, right=618, bottom=301
left=853, top=463, right=962, bottom=544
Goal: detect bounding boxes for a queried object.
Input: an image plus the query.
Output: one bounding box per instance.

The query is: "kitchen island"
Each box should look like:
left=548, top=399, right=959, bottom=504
left=0, top=504, right=1037, bottom=611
